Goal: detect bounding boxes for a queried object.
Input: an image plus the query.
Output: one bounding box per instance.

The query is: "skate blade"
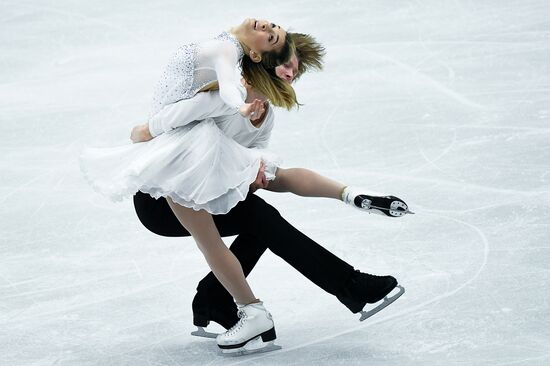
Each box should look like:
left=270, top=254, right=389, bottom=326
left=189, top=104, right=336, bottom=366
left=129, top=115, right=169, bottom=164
left=361, top=201, right=415, bottom=217
left=359, top=285, right=405, bottom=321
left=368, top=206, right=415, bottom=216
left=220, top=338, right=282, bottom=357
left=191, top=326, right=218, bottom=339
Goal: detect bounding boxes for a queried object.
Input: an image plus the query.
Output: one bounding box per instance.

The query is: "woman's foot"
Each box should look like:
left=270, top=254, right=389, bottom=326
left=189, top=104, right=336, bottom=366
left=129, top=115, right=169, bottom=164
left=216, top=301, right=277, bottom=354
left=342, top=187, right=414, bottom=217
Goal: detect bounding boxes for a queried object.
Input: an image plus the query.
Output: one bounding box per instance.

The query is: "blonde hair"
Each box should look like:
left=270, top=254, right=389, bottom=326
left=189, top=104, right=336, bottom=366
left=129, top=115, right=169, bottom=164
left=241, top=33, right=298, bottom=110
left=290, top=32, right=325, bottom=80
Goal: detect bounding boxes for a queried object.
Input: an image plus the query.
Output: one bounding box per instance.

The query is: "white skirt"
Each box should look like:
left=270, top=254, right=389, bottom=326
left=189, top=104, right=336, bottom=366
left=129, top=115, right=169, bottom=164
left=79, top=119, right=279, bottom=214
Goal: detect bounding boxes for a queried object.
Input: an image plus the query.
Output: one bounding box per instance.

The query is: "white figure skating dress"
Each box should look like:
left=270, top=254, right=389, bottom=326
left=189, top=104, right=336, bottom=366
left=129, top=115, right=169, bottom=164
left=80, top=32, right=279, bottom=214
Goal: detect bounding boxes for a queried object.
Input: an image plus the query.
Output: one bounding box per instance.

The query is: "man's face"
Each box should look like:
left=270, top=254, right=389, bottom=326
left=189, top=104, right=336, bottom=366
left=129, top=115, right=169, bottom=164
left=275, top=54, right=299, bottom=83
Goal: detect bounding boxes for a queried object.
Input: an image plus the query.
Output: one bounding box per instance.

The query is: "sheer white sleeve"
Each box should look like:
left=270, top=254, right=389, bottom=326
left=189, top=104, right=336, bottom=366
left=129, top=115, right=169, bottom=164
left=148, top=91, right=235, bottom=137
left=212, top=42, right=246, bottom=111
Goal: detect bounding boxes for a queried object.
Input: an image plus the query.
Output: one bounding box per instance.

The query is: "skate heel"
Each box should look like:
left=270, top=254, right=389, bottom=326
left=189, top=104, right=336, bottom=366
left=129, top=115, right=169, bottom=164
left=193, top=313, right=210, bottom=327
left=260, top=327, right=276, bottom=342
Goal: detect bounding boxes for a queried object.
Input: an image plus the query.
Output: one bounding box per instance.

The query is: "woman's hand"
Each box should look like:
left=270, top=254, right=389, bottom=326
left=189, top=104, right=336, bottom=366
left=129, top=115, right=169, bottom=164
left=250, top=161, right=269, bottom=193
left=130, top=123, right=153, bottom=143
left=239, top=99, right=265, bottom=120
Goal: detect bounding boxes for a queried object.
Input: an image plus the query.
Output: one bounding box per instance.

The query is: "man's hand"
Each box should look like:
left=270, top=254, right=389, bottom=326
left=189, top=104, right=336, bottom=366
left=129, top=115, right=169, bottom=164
left=239, top=99, right=265, bottom=120
left=249, top=101, right=268, bottom=124
left=250, top=161, right=269, bottom=193
left=130, top=123, right=153, bottom=143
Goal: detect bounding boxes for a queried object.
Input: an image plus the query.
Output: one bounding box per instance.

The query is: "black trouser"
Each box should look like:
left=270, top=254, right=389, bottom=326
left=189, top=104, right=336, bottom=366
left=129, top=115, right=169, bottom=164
left=133, top=191, right=355, bottom=300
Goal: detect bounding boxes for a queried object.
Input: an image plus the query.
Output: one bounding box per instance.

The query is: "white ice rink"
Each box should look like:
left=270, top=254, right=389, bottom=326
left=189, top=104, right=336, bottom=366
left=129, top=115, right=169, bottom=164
left=1, top=0, right=550, bottom=365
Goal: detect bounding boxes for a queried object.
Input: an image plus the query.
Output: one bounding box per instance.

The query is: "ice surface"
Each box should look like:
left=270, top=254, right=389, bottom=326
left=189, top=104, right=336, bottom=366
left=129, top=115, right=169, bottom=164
left=1, top=0, right=550, bottom=365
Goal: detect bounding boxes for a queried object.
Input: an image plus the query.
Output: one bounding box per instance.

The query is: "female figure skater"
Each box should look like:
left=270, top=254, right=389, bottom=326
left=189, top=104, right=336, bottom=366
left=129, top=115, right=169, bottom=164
left=81, top=18, right=299, bottom=354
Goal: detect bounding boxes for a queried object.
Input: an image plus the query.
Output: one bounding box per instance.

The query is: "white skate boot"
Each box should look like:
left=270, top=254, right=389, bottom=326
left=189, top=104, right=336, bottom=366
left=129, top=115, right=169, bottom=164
left=342, top=186, right=414, bottom=217
left=216, top=301, right=281, bottom=355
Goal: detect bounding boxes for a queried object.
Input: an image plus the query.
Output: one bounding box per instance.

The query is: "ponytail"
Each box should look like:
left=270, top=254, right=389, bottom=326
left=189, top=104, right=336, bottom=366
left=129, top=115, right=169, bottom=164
left=289, top=32, right=325, bottom=80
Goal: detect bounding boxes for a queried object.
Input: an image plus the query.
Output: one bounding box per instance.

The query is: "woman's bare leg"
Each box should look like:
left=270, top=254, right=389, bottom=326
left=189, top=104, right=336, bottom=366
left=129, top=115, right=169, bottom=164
left=267, top=168, right=346, bottom=200
left=166, top=197, right=257, bottom=305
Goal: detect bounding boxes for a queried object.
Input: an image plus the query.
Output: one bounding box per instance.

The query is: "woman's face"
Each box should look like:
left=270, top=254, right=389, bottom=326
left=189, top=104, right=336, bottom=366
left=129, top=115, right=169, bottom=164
left=239, top=18, right=286, bottom=55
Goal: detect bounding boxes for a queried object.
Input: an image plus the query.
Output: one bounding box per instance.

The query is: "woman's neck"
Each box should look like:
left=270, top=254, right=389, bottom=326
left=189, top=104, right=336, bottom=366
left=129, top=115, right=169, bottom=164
left=230, top=28, right=251, bottom=55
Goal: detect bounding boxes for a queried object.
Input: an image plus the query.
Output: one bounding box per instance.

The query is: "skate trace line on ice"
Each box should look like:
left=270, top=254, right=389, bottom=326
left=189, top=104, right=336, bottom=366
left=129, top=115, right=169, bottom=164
left=319, top=101, right=343, bottom=170
left=412, top=127, right=458, bottom=175
left=225, top=211, right=489, bottom=365
left=13, top=2, right=140, bottom=42
left=318, top=75, right=361, bottom=171
left=355, top=46, right=488, bottom=110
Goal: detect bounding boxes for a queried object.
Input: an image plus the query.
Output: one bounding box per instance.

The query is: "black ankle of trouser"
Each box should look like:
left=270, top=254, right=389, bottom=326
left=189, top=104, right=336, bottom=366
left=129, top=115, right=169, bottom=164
left=336, top=270, right=398, bottom=313
left=335, top=270, right=365, bottom=313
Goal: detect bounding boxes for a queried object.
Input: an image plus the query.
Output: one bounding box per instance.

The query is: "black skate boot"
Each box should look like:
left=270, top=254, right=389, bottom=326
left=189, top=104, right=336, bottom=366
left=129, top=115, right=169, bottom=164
left=337, top=270, right=404, bottom=320
left=191, top=289, right=239, bottom=338
left=342, top=187, right=414, bottom=217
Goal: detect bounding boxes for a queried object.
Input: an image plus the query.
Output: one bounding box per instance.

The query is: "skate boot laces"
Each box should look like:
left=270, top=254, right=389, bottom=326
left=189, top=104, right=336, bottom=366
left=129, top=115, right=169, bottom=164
left=226, top=309, right=247, bottom=336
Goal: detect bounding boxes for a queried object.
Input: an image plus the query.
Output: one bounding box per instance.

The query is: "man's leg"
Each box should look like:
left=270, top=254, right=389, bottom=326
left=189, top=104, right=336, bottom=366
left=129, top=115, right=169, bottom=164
left=196, top=194, right=398, bottom=316
left=223, top=194, right=356, bottom=297
left=188, top=194, right=361, bottom=328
